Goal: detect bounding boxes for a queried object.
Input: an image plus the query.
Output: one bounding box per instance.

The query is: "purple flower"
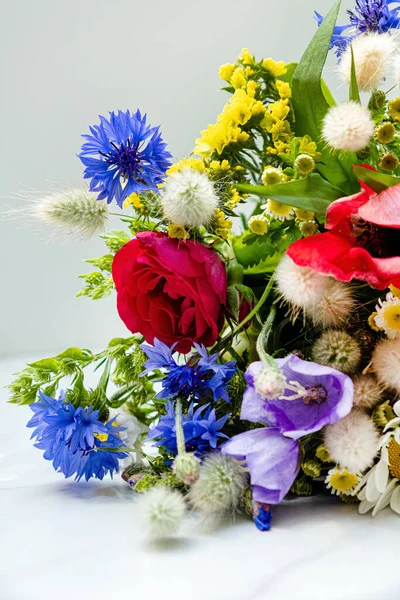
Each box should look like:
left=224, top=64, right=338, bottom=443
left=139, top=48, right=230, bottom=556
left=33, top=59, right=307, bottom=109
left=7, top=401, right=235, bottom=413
left=221, top=428, right=300, bottom=504
left=242, top=354, right=353, bottom=440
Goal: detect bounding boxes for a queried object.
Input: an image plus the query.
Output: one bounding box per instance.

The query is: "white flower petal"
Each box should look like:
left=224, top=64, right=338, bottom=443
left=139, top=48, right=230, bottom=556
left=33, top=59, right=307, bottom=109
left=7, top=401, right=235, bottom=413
left=358, top=487, right=367, bottom=501
left=359, top=499, right=375, bottom=514
left=366, top=470, right=381, bottom=502
left=381, top=445, right=389, bottom=464
left=374, top=459, right=389, bottom=493
left=384, top=417, right=400, bottom=432
left=372, top=479, right=397, bottom=516
left=395, top=428, right=400, bottom=444
left=393, top=400, right=400, bottom=417
left=389, top=485, right=400, bottom=514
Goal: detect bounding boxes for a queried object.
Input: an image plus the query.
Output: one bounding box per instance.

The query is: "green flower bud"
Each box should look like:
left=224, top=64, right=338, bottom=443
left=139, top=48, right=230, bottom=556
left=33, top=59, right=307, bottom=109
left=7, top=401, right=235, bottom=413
left=298, top=220, right=319, bottom=236
left=295, top=154, right=315, bottom=175
left=378, top=152, right=399, bottom=172
left=368, top=90, right=386, bottom=111
left=373, top=400, right=395, bottom=428
left=301, top=458, right=322, bottom=478
left=248, top=215, right=269, bottom=235
left=375, top=121, right=395, bottom=144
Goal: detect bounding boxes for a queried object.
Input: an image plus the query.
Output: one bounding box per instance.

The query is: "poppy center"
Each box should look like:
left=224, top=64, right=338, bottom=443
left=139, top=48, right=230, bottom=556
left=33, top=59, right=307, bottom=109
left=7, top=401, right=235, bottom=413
left=350, top=214, right=399, bottom=258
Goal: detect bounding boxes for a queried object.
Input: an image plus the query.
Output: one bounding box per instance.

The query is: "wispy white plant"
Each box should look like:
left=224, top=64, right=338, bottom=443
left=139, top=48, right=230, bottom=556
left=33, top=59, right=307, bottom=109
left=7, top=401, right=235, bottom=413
left=5, top=187, right=109, bottom=239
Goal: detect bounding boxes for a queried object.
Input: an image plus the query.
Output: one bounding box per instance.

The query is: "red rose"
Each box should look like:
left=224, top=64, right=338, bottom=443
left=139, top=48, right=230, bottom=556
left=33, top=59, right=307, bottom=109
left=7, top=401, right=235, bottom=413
left=112, top=232, right=227, bottom=353
left=287, top=175, right=400, bottom=290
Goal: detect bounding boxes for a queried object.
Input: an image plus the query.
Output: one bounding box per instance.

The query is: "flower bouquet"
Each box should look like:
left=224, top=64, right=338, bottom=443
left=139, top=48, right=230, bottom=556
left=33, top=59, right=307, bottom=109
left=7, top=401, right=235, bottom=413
left=9, top=0, right=400, bottom=537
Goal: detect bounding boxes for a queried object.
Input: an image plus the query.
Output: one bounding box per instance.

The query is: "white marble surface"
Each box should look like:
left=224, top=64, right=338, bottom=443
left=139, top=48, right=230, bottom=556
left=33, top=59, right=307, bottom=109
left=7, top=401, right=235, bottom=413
left=1, top=356, right=399, bottom=600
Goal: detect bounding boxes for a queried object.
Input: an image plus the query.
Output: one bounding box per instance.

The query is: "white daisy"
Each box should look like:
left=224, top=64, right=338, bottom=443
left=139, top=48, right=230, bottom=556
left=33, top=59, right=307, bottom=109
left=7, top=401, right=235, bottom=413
left=374, top=292, right=400, bottom=339
left=356, top=400, right=400, bottom=516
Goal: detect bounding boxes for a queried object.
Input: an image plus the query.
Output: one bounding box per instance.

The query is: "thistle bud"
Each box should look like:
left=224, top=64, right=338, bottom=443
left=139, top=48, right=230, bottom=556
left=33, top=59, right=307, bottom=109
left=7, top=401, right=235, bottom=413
left=173, top=452, right=201, bottom=485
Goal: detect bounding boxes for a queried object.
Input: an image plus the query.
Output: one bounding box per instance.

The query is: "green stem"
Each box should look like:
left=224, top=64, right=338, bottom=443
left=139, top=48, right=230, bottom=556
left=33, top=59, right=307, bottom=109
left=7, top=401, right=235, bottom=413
left=256, top=304, right=277, bottom=367
left=231, top=275, right=275, bottom=338
left=175, top=398, right=185, bottom=456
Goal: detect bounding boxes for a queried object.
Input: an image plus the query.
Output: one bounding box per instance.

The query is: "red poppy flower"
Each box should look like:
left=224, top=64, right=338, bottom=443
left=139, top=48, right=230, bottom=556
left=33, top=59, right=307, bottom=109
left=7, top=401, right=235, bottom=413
left=287, top=176, right=400, bottom=290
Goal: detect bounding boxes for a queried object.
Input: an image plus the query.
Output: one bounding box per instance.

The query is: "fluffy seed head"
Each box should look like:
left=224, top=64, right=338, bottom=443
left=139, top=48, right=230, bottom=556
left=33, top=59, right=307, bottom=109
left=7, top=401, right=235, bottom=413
left=338, top=33, right=395, bottom=92
left=372, top=338, right=400, bottom=392
left=276, top=256, right=354, bottom=326
left=324, top=410, right=379, bottom=473
left=322, top=101, right=374, bottom=152
left=276, top=255, right=332, bottom=313
left=352, top=375, right=383, bottom=410
left=312, top=330, right=361, bottom=374
left=312, top=280, right=355, bottom=328
left=161, top=168, right=219, bottom=227
left=135, top=486, right=186, bottom=539
left=188, top=454, right=247, bottom=516
left=29, top=188, right=108, bottom=238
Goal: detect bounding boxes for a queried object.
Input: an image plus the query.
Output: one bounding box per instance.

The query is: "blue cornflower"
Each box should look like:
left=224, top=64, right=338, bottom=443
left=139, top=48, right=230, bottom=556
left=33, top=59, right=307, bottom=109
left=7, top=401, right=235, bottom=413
left=27, top=391, right=128, bottom=481
left=147, top=400, right=230, bottom=456
left=79, top=109, right=172, bottom=206
left=315, top=1, right=400, bottom=58
left=252, top=503, right=272, bottom=532
left=141, top=338, right=236, bottom=403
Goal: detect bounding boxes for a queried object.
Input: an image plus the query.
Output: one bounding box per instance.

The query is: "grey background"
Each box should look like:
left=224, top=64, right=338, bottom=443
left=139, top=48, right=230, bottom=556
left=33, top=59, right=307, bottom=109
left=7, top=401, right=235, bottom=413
left=0, top=0, right=353, bottom=357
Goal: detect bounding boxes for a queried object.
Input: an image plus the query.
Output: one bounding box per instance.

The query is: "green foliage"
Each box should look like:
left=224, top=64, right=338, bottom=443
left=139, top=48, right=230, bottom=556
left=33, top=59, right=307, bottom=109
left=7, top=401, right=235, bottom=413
left=8, top=348, right=95, bottom=406
left=101, top=229, right=132, bottom=253
left=236, top=174, right=343, bottom=216
left=7, top=336, right=157, bottom=426
left=77, top=229, right=132, bottom=300
left=353, top=164, right=400, bottom=192
left=234, top=219, right=302, bottom=268
left=349, top=45, right=361, bottom=104
left=77, top=271, right=114, bottom=300
left=291, top=0, right=358, bottom=195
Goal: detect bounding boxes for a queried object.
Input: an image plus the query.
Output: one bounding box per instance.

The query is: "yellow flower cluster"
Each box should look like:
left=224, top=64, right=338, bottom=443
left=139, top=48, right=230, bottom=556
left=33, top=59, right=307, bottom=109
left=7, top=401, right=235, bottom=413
left=194, top=88, right=265, bottom=157
left=166, top=157, right=206, bottom=176
left=123, top=192, right=145, bottom=211
left=262, top=98, right=293, bottom=155
left=225, top=187, right=241, bottom=211
left=262, top=58, right=287, bottom=78
left=214, top=208, right=232, bottom=239
left=167, top=223, right=190, bottom=240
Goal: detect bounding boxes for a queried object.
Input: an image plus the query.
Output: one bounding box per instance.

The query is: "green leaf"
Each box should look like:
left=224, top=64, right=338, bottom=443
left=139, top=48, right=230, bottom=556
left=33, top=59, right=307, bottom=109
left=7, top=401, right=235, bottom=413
left=291, top=0, right=358, bottom=195
left=353, top=165, right=400, bottom=192
left=321, top=78, right=336, bottom=107
left=278, top=62, right=298, bottom=85
left=27, top=358, right=60, bottom=373
left=56, top=347, right=91, bottom=362
left=349, top=45, right=361, bottom=103
left=236, top=174, right=343, bottom=216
